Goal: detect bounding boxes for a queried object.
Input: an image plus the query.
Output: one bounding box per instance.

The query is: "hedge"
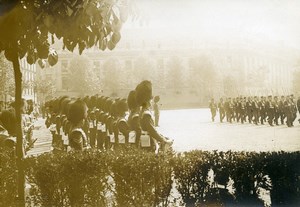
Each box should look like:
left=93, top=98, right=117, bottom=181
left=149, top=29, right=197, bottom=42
left=0, top=149, right=299, bottom=206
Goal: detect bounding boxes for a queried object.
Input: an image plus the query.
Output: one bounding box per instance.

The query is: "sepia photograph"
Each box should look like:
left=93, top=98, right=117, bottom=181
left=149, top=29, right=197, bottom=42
left=0, top=0, right=299, bottom=206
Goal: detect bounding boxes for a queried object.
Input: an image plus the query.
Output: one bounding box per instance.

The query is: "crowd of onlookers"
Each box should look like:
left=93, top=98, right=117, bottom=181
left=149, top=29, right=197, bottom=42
left=209, top=94, right=300, bottom=127
left=44, top=80, right=172, bottom=153
left=0, top=99, right=39, bottom=152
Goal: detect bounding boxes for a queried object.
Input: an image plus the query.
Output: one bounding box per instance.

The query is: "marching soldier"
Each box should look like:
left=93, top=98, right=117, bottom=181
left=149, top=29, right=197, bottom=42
left=218, top=98, right=225, bottom=123
left=209, top=98, right=217, bottom=122
left=265, top=95, right=275, bottom=126
left=259, top=96, right=266, bottom=125
left=228, top=97, right=234, bottom=123
left=273, top=96, right=280, bottom=126
left=279, top=96, right=286, bottom=125
left=239, top=97, right=246, bottom=124
left=297, top=96, right=300, bottom=123
left=252, top=96, right=260, bottom=125
left=246, top=97, right=253, bottom=123
left=224, top=98, right=230, bottom=122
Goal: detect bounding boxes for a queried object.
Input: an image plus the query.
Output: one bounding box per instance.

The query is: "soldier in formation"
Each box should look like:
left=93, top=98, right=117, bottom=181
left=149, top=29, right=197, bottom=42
left=43, top=80, right=173, bottom=153
left=213, top=95, right=298, bottom=127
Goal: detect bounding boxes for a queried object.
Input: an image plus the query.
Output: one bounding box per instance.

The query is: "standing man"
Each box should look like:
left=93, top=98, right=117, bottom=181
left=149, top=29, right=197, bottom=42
left=279, top=96, right=286, bottom=125
left=218, top=98, right=225, bottom=123
left=297, top=96, right=300, bottom=123
left=209, top=98, right=217, bottom=122
left=273, top=96, right=280, bottom=126
left=153, top=96, right=160, bottom=127
left=266, top=95, right=275, bottom=126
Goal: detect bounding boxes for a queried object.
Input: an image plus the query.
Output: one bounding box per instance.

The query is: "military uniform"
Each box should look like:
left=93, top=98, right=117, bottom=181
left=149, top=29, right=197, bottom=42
left=209, top=98, right=217, bottom=122
left=265, top=96, right=275, bottom=126
left=218, top=98, right=225, bottom=123
left=279, top=96, right=286, bottom=125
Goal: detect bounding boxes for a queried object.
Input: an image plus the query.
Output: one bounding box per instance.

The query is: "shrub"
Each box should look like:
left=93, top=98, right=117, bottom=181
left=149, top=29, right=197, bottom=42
left=25, top=150, right=110, bottom=206
left=263, top=151, right=300, bottom=206
left=0, top=149, right=17, bottom=207
left=110, top=146, right=174, bottom=207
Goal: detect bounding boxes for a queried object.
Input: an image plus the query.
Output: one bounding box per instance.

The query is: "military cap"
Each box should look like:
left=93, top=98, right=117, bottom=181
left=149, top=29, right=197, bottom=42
left=67, top=99, right=88, bottom=124
left=154, top=95, right=160, bottom=103
left=127, top=90, right=138, bottom=110
left=116, top=98, right=128, bottom=116
left=135, top=80, right=153, bottom=106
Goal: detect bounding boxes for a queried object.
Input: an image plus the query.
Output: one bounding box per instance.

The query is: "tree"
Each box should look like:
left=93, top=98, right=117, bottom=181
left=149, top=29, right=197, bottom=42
left=189, top=56, right=217, bottom=98
left=0, top=52, right=15, bottom=98
left=134, top=56, right=153, bottom=81
left=166, top=56, right=184, bottom=93
left=102, top=58, right=120, bottom=95
left=68, top=55, right=101, bottom=96
left=34, top=78, right=56, bottom=103
left=0, top=1, right=129, bottom=205
left=292, top=69, right=300, bottom=94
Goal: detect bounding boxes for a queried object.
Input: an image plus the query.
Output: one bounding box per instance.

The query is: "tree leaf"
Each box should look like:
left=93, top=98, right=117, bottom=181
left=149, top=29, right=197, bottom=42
left=112, top=32, right=121, bottom=44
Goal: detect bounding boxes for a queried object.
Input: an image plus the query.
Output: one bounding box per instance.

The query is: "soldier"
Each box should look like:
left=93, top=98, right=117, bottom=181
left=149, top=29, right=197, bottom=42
left=218, top=98, right=225, bottom=123
left=224, top=97, right=230, bottom=122
left=246, top=97, right=253, bottom=123
left=232, top=97, right=237, bottom=122
left=279, top=96, right=286, bottom=125
left=68, top=99, right=89, bottom=151
left=127, top=90, right=141, bottom=147
left=252, top=96, right=260, bottom=125
left=136, top=80, right=173, bottom=153
left=273, top=96, right=280, bottom=126
left=228, top=97, right=234, bottom=123
left=265, top=95, right=275, bottom=126
left=153, top=96, right=161, bottom=127
left=116, top=99, right=130, bottom=146
left=297, top=96, right=300, bottom=123
left=209, top=98, right=217, bottom=122
left=239, top=97, right=246, bottom=124
left=235, top=97, right=241, bottom=123
left=259, top=96, right=266, bottom=125
left=290, top=94, right=297, bottom=124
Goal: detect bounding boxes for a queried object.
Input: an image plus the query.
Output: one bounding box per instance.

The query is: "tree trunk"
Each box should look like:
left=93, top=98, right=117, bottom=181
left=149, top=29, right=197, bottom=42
left=12, top=50, right=25, bottom=207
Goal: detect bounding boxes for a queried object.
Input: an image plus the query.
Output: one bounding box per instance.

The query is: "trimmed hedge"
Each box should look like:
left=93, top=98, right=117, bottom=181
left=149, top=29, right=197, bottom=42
left=0, top=149, right=299, bottom=206
left=0, top=149, right=17, bottom=207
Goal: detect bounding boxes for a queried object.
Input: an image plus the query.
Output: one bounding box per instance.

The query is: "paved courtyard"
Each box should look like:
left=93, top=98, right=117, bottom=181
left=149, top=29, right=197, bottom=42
left=28, top=108, right=300, bottom=156
left=158, top=109, right=300, bottom=152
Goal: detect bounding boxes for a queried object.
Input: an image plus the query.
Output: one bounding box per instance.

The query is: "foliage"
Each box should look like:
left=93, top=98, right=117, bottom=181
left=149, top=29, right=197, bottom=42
left=111, top=146, right=174, bottom=207
left=167, top=56, right=184, bottom=92
left=264, top=151, right=300, bottom=206
left=0, top=149, right=17, bottom=207
left=102, top=58, right=121, bottom=94
left=292, top=69, right=300, bottom=93
left=25, top=150, right=111, bottom=207
left=189, top=56, right=217, bottom=97
left=1, top=148, right=299, bottom=206
left=134, top=56, right=154, bottom=82
left=0, top=52, right=15, bottom=96
left=0, top=0, right=130, bottom=65
left=174, top=151, right=300, bottom=207
left=68, top=55, right=101, bottom=95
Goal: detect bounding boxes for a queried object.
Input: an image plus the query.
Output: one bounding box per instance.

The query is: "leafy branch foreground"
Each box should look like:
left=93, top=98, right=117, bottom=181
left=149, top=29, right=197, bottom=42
left=1, top=148, right=300, bottom=206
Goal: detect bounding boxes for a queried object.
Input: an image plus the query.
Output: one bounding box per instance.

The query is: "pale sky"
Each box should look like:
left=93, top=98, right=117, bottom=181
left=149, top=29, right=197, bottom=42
left=123, top=0, right=300, bottom=50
